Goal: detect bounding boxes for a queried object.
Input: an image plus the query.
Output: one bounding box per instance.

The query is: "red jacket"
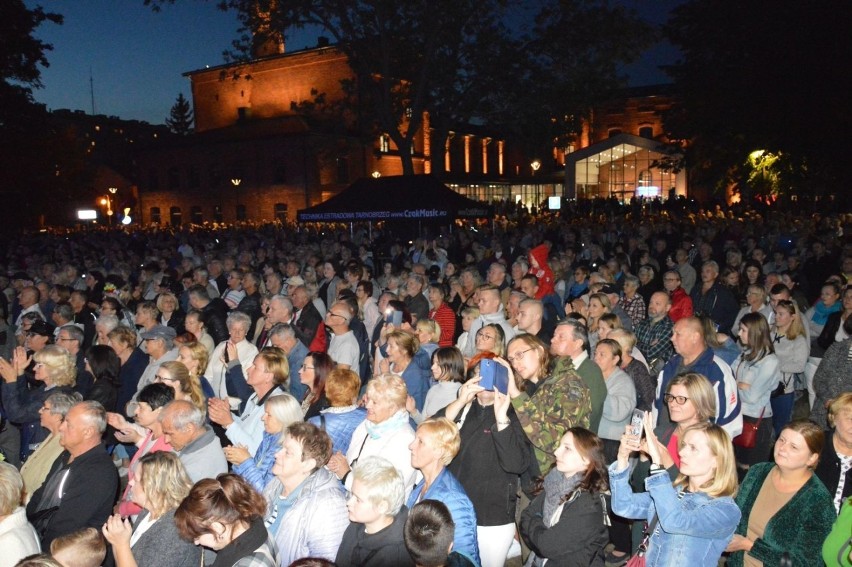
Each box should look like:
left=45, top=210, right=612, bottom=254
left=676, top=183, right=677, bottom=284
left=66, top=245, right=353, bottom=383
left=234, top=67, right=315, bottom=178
left=669, top=287, right=694, bottom=322
left=528, top=244, right=555, bottom=299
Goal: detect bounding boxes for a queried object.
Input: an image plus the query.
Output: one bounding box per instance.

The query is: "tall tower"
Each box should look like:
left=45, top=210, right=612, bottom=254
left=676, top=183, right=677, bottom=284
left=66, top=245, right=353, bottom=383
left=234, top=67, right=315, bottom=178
left=251, top=0, right=285, bottom=58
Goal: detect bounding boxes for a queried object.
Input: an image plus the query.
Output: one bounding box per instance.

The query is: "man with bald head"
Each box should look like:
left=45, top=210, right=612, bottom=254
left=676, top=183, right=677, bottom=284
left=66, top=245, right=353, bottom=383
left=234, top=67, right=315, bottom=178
left=516, top=298, right=552, bottom=345
left=15, top=286, right=43, bottom=328
left=654, top=316, right=742, bottom=438
left=634, top=291, right=675, bottom=370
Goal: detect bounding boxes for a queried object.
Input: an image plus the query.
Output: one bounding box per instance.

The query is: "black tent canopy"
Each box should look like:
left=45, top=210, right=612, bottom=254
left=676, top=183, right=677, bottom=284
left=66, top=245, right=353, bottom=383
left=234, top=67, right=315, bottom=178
left=297, top=175, right=492, bottom=223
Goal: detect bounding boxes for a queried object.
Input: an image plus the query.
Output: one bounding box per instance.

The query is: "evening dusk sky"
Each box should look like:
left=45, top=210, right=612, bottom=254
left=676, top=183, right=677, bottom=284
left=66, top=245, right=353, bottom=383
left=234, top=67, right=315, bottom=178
left=26, top=0, right=680, bottom=126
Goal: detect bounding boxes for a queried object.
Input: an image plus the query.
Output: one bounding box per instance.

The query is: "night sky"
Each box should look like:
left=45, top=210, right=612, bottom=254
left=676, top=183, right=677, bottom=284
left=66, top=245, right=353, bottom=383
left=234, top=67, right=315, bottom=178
left=27, top=0, right=681, bottom=126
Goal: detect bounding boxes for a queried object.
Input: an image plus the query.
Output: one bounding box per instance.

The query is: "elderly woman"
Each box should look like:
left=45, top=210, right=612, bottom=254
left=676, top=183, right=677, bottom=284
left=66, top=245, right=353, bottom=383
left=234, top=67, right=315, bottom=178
left=205, top=311, right=259, bottom=400
left=621, top=275, right=646, bottom=327
left=327, top=374, right=417, bottom=497
left=727, top=420, right=836, bottom=566
left=107, top=325, right=148, bottom=416
left=20, top=391, right=83, bottom=501
left=732, top=284, right=772, bottom=335
left=816, top=285, right=852, bottom=355
left=732, top=313, right=780, bottom=473
left=805, top=282, right=843, bottom=344
left=307, top=368, right=367, bottom=455
left=382, top=330, right=431, bottom=412
left=228, top=393, right=302, bottom=493
left=102, top=452, right=200, bottom=567
left=156, top=292, right=185, bottom=336
left=298, top=351, right=334, bottom=420
left=177, top=474, right=277, bottom=567
left=263, top=423, right=348, bottom=565
left=406, top=418, right=480, bottom=566
left=593, top=339, right=637, bottom=463
left=336, top=456, right=414, bottom=567
left=816, top=393, right=852, bottom=514
left=0, top=345, right=76, bottom=461
left=0, top=462, right=40, bottom=565
left=436, top=359, right=528, bottom=567
left=184, top=309, right=215, bottom=355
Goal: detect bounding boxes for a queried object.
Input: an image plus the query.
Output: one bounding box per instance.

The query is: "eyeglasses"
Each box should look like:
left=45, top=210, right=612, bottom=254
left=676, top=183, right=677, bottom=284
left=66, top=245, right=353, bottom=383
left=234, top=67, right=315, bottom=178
left=476, top=331, right=495, bottom=341
left=58, top=337, right=77, bottom=343
left=663, top=393, right=690, bottom=405
left=507, top=348, right=533, bottom=364
left=327, top=313, right=348, bottom=320
left=154, top=374, right=177, bottom=382
left=301, top=364, right=315, bottom=370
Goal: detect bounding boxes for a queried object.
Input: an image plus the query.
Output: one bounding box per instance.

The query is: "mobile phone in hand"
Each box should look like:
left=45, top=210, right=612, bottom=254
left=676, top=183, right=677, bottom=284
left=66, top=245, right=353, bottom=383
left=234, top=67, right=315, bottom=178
left=630, top=409, right=645, bottom=438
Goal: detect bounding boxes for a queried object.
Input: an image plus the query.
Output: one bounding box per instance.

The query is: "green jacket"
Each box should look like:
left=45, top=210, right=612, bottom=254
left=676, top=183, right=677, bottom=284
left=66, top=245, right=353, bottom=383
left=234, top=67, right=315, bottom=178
left=511, top=357, right=591, bottom=471
left=575, top=356, right=607, bottom=435
left=729, top=462, right=835, bottom=567
left=823, top=497, right=852, bottom=567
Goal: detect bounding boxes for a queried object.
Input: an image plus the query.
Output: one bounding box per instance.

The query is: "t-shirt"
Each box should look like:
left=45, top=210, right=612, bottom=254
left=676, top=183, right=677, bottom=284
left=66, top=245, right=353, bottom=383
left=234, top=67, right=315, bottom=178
left=745, top=473, right=796, bottom=567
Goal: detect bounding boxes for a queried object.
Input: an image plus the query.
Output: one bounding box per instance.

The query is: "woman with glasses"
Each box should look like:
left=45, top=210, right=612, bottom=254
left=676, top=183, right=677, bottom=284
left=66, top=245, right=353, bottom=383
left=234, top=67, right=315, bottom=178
left=770, top=299, right=808, bottom=436
left=0, top=345, right=76, bottom=461
left=732, top=313, right=780, bottom=475
left=474, top=323, right=506, bottom=358
left=20, top=390, right=82, bottom=501
left=154, top=361, right=206, bottom=415
left=298, top=351, right=334, bottom=419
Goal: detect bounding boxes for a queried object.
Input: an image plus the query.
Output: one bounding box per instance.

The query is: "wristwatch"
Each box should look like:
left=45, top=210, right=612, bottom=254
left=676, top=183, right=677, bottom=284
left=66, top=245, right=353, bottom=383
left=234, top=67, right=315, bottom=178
left=649, top=463, right=666, bottom=473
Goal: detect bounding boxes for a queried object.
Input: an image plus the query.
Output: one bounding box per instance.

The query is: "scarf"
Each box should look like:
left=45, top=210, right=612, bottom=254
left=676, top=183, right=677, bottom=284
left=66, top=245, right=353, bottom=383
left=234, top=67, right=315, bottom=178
left=812, top=300, right=841, bottom=325
left=365, top=408, right=410, bottom=440
left=541, top=469, right=583, bottom=527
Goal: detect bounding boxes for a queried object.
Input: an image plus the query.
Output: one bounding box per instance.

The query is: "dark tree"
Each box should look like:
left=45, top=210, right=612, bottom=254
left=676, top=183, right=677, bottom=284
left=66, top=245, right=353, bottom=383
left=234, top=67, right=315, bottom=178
left=166, top=92, right=194, bottom=134
left=663, top=1, right=852, bottom=198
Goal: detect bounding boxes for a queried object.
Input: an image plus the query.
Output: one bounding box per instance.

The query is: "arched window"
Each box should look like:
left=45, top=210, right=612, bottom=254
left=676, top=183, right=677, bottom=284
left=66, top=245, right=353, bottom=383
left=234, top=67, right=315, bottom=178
left=150, top=207, right=161, bottom=224
left=639, top=126, right=654, bottom=139
left=169, top=206, right=182, bottom=227
left=274, top=203, right=288, bottom=222
left=191, top=206, right=203, bottom=224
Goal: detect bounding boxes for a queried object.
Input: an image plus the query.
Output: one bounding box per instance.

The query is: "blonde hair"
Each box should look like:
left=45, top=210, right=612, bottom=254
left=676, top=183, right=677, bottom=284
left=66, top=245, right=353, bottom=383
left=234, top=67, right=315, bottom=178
left=256, top=346, right=289, bottom=386
left=352, top=456, right=406, bottom=517
left=609, top=329, right=637, bottom=352
left=180, top=341, right=209, bottom=379
left=108, top=325, right=137, bottom=349
left=137, top=452, right=193, bottom=518
left=416, top=319, right=441, bottom=343
left=366, top=374, right=409, bottom=412
left=417, top=418, right=461, bottom=466
left=828, top=392, right=852, bottom=428
left=34, top=345, right=76, bottom=387
left=156, top=292, right=179, bottom=313
left=0, top=462, right=23, bottom=515
left=386, top=330, right=420, bottom=359
left=773, top=300, right=806, bottom=341
left=159, top=361, right=205, bottom=414
left=666, top=372, right=716, bottom=422
left=674, top=423, right=738, bottom=498
left=49, top=528, right=106, bottom=567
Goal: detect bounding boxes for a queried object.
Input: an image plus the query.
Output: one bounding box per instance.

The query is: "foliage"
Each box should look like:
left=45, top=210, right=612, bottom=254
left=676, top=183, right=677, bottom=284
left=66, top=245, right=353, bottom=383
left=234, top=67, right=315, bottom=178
left=166, top=93, right=194, bottom=134
left=663, top=0, right=852, bottom=198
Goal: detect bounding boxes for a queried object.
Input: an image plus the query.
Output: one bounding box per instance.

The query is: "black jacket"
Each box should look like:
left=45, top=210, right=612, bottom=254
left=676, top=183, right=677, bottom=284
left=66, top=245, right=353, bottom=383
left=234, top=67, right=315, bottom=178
left=815, top=430, right=852, bottom=505
left=293, top=301, right=323, bottom=348
left=201, top=298, right=229, bottom=345
left=816, top=311, right=845, bottom=354
left=521, top=488, right=609, bottom=567
left=438, top=401, right=529, bottom=526
left=27, top=442, right=119, bottom=548
left=335, top=506, right=414, bottom=567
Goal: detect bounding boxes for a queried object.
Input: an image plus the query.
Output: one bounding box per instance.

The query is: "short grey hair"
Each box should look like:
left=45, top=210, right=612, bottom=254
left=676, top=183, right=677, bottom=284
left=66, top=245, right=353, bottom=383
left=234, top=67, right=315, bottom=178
left=226, top=310, right=252, bottom=332
left=623, top=275, right=640, bottom=288
left=0, top=462, right=23, bottom=516
left=60, top=324, right=85, bottom=345
left=703, top=260, right=720, bottom=274
left=269, top=323, right=296, bottom=341
left=270, top=295, right=293, bottom=314
left=95, top=314, right=120, bottom=333
left=161, top=400, right=205, bottom=430
left=76, top=400, right=108, bottom=434
left=54, top=303, right=74, bottom=322
left=46, top=390, right=84, bottom=418
left=557, top=318, right=589, bottom=352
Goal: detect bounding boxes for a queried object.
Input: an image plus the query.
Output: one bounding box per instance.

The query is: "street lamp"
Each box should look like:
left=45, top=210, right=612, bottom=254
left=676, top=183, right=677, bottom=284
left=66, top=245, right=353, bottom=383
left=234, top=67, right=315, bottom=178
left=231, top=178, right=242, bottom=222
left=530, top=160, right=541, bottom=175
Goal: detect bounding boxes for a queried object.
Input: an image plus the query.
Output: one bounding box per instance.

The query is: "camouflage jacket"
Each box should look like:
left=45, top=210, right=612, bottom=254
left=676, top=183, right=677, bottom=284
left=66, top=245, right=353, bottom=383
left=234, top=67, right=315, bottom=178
left=511, top=357, right=592, bottom=471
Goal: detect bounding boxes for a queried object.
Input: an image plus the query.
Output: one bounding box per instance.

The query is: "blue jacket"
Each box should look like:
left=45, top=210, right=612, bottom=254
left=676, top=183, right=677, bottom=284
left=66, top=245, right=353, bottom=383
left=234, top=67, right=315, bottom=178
left=308, top=407, right=366, bottom=455
left=406, top=468, right=480, bottom=566
left=654, top=347, right=742, bottom=439
left=609, top=463, right=740, bottom=567
left=233, top=430, right=281, bottom=493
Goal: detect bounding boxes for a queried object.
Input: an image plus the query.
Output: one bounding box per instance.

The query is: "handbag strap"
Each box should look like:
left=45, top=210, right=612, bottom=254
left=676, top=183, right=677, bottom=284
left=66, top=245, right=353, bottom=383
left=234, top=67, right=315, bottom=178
left=636, top=513, right=659, bottom=555
left=755, top=407, right=766, bottom=426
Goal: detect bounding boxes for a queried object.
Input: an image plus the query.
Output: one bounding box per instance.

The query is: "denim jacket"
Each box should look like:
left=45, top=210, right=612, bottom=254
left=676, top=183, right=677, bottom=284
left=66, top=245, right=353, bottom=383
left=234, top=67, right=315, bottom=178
left=609, top=463, right=740, bottom=567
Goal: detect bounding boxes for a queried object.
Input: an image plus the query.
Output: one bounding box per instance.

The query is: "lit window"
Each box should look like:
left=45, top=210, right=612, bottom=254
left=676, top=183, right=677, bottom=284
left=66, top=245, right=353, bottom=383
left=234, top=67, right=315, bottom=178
left=379, top=134, right=390, bottom=153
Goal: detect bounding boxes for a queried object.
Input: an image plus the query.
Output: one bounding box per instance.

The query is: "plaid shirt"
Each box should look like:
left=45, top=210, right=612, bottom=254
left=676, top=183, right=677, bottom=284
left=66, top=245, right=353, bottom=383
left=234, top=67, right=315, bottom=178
left=622, top=294, right=647, bottom=327
left=634, top=315, right=674, bottom=363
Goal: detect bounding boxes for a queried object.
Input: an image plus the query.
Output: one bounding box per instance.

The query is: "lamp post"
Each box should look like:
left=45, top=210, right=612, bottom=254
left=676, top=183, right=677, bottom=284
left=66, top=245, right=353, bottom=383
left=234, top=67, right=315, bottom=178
left=231, top=178, right=242, bottom=222
left=107, top=187, right=117, bottom=226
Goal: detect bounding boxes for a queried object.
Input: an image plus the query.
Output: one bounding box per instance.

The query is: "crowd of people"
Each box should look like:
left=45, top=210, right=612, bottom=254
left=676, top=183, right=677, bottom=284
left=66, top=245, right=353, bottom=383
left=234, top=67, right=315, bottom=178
left=0, top=203, right=850, bottom=567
